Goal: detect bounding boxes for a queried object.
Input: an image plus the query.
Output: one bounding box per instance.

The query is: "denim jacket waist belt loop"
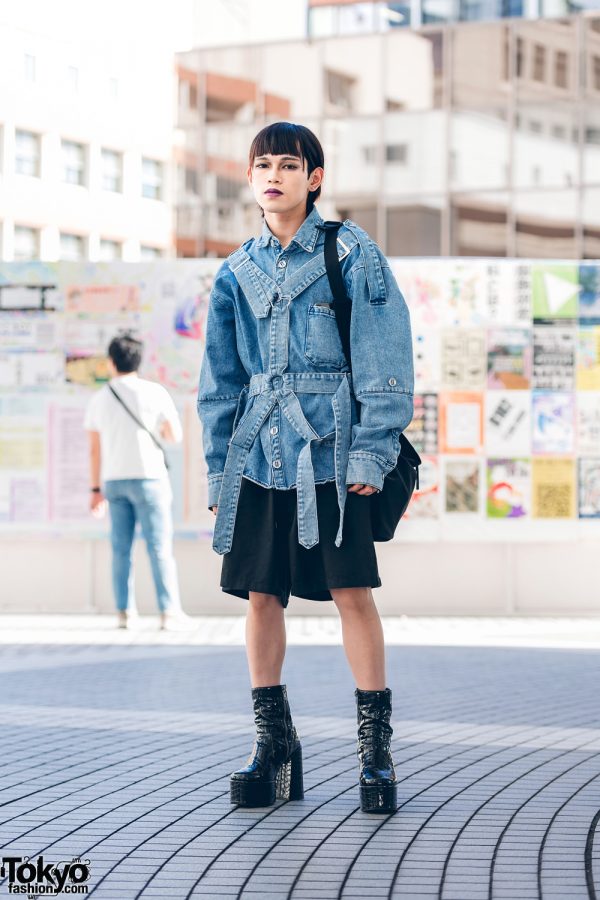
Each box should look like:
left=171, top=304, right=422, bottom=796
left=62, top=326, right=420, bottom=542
left=211, top=371, right=354, bottom=556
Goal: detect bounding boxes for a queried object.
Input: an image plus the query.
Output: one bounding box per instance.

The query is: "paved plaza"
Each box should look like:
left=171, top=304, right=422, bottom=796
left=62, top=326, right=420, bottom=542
left=0, top=615, right=599, bottom=899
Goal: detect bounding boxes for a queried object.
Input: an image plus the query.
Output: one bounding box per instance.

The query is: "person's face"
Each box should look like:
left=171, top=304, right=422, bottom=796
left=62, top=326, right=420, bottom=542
left=247, top=152, right=323, bottom=215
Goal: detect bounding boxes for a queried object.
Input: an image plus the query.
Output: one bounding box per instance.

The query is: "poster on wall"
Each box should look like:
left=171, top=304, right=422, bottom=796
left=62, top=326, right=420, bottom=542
left=406, top=455, right=439, bottom=519
left=531, top=264, right=580, bottom=322
left=487, top=327, right=532, bottom=389
left=531, top=458, right=576, bottom=518
left=576, top=326, right=600, bottom=390
left=532, top=325, right=576, bottom=391
left=579, top=265, right=600, bottom=324
left=578, top=458, right=600, bottom=518
left=486, top=458, right=530, bottom=519
left=485, top=391, right=531, bottom=457
left=532, top=392, right=575, bottom=455
left=413, top=329, right=441, bottom=392
left=439, top=392, right=484, bottom=454
left=441, top=329, right=486, bottom=390
left=576, top=393, right=600, bottom=455
left=405, top=393, right=438, bottom=455
left=443, top=457, right=481, bottom=514
left=0, top=396, right=47, bottom=523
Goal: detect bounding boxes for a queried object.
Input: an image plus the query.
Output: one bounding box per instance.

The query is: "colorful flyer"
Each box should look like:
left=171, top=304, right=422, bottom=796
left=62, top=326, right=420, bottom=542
left=576, top=326, right=600, bottom=390
left=487, top=327, right=532, bottom=389
left=531, top=264, right=579, bottom=321
left=405, top=393, right=438, bottom=455
left=406, top=454, right=439, bottom=519
left=66, top=284, right=140, bottom=315
left=578, top=458, right=600, bottom=518
left=532, top=392, right=575, bottom=455
left=439, top=392, right=484, bottom=454
left=578, top=265, right=600, bottom=324
left=487, top=458, right=530, bottom=518
left=392, top=260, right=445, bottom=329
left=531, top=457, right=576, bottom=518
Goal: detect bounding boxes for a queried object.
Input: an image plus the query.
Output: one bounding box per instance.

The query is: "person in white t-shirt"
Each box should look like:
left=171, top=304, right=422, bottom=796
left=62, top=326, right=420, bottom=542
left=84, top=333, right=185, bottom=631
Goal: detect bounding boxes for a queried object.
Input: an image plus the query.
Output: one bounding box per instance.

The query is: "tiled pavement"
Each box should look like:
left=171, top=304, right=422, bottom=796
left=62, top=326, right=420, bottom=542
left=0, top=616, right=599, bottom=899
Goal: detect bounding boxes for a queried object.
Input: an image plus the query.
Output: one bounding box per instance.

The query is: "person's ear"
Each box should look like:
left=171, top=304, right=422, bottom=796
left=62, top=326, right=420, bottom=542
left=246, top=164, right=253, bottom=187
left=308, top=166, right=324, bottom=192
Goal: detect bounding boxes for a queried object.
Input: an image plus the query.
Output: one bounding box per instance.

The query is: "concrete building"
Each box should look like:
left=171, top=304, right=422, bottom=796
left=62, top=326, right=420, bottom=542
left=0, top=4, right=175, bottom=262
left=175, top=11, right=600, bottom=259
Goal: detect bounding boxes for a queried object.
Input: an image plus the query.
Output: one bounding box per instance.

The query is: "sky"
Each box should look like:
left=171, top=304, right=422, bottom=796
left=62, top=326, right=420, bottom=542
left=0, top=0, right=308, bottom=53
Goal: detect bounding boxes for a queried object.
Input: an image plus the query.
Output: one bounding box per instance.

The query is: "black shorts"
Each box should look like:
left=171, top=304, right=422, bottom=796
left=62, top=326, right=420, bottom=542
left=220, top=477, right=381, bottom=608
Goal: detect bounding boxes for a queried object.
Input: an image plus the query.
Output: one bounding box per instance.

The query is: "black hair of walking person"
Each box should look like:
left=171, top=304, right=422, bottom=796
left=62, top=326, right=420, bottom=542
left=197, top=122, right=414, bottom=813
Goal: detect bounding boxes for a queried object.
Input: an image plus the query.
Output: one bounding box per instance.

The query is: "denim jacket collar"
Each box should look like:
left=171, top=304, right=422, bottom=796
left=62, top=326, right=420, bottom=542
left=255, top=205, right=324, bottom=252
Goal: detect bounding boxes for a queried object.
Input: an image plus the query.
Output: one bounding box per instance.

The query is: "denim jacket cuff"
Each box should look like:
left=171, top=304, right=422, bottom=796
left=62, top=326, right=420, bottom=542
left=345, top=453, right=388, bottom=491
left=207, top=473, right=223, bottom=509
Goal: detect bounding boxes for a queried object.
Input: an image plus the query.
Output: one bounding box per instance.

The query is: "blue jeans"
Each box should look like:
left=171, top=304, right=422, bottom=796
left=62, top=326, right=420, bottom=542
left=103, top=478, right=180, bottom=614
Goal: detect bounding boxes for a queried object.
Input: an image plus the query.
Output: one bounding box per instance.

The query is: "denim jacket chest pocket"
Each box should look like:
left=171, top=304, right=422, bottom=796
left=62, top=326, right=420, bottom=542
left=304, top=302, right=348, bottom=370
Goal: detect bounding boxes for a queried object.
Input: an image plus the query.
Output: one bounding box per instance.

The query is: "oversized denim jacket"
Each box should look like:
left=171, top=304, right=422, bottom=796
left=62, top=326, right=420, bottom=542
left=197, top=205, right=414, bottom=555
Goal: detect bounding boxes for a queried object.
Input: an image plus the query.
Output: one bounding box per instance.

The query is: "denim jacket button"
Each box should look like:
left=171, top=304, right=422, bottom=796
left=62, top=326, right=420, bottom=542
left=273, top=459, right=282, bottom=469
left=388, top=377, right=397, bottom=386
left=270, top=426, right=278, bottom=435
left=277, top=259, right=287, bottom=268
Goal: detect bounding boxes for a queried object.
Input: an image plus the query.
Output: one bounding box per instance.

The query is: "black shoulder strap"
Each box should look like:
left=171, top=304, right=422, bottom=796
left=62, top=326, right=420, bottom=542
left=108, top=384, right=170, bottom=470
left=318, top=221, right=352, bottom=368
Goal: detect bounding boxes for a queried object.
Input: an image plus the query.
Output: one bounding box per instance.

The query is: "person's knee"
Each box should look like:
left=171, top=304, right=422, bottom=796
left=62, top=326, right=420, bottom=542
left=331, top=587, right=372, bottom=615
left=248, top=592, right=282, bottom=612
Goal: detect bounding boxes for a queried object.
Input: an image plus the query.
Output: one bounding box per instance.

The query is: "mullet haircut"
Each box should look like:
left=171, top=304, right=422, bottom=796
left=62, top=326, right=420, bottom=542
left=249, top=122, right=324, bottom=216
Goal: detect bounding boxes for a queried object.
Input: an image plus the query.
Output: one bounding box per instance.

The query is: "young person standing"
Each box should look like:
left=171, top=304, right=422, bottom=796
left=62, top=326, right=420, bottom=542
left=85, top=333, right=185, bottom=631
left=197, top=123, right=414, bottom=813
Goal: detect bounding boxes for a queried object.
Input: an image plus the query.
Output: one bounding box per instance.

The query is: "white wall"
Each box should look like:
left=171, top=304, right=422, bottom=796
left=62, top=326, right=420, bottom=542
left=3, top=537, right=599, bottom=617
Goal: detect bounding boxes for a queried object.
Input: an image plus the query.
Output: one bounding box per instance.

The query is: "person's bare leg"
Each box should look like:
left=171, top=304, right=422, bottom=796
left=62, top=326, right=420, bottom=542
left=330, top=587, right=386, bottom=690
left=246, top=592, right=287, bottom=687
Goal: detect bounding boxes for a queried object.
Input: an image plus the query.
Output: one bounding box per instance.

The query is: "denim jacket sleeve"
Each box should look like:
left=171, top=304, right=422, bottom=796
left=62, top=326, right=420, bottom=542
left=342, top=226, right=414, bottom=490
left=197, top=272, right=248, bottom=509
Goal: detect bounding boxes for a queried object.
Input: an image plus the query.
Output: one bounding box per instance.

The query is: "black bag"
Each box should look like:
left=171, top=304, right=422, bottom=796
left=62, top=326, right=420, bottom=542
left=318, top=221, right=421, bottom=541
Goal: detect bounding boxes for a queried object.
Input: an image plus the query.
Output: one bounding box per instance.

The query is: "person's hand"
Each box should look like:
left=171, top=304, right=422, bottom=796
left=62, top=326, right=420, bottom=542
left=347, top=484, right=379, bottom=496
left=210, top=505, right=218, bottom=516
left=90, top=490, right=105, bottom=512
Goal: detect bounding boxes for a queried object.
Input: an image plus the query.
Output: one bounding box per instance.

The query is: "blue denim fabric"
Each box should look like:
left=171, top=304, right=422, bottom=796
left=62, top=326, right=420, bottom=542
left=103, top=478, right=180, bottom=613
left=197, top=205, right=414, bottom=555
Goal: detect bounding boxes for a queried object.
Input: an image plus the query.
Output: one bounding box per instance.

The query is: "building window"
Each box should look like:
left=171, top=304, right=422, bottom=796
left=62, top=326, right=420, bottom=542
left=99, top=239, right=121, bottom=261
left=362, top=146, right=378, bottom=164
left=533, top=44, right=546, bottom=82
left=14, top=226, right=39, bottom=261
left=325, top=69, right=355, bottom=111
left=61, top=140, right=86, bottom=186
left=552, top=124, right=566, bottom=140
left=140, top=245, right=162, bottom=259
left=555, top=51, right=568, bottom=89
left=67, top=66, right=79, bottom=93
left=529, top=120, right=543, bottom=134
left=386, top=143, right=408, bottom=163
left=141, top=158, right=163, bottom=200
left=101, top=149, right=123, bottom=192
left=15, top=130, right=41, bottom=177
left=24, top=54, right=36, bottom=82
left=60, top=233, right=84, bottom=261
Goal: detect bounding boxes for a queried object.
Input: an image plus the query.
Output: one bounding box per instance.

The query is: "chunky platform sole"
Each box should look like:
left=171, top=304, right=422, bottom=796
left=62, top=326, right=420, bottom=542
left=230, top=745, right=304, bottom=807
left=360, top=781, right=398, bottom=813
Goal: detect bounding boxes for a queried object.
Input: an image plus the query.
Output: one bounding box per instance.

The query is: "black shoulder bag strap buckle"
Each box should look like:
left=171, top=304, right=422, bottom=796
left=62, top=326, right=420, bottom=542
left=108, top=384, right=170, bottom=470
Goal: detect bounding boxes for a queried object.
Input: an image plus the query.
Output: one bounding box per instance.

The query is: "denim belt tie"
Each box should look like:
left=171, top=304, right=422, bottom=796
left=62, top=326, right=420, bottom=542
left=212, top=372, right=353, bottom=555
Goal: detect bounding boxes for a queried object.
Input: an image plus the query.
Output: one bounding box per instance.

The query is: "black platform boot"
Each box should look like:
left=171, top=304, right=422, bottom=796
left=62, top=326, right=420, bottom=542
left=355, top=687, right=398, bottom=813
left=230, top=684, right=304, bottom=807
